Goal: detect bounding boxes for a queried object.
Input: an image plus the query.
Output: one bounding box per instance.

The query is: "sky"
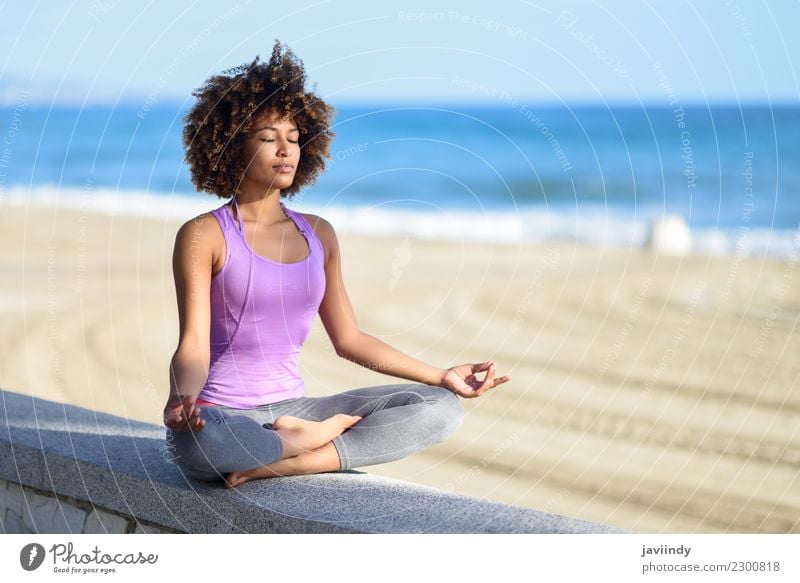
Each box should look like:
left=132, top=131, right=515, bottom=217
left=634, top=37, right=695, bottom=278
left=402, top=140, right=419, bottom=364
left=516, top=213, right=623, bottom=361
left=1, top=0, right=798, bottom=107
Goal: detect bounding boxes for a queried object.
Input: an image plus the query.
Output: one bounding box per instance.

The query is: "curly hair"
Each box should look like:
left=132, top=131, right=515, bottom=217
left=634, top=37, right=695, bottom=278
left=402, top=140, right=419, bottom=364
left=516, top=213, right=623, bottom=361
left=182, top=39, right=336, bottom=200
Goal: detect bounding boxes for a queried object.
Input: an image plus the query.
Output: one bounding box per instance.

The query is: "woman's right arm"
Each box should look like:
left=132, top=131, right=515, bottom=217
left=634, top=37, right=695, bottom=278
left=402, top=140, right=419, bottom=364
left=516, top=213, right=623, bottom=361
left=164, top=215, right=213, bottom=431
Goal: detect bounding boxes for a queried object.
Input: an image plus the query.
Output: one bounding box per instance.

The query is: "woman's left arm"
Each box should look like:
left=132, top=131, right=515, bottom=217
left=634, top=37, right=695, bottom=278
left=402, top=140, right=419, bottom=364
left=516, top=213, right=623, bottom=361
left=313, top=215, right=511, bottom=398
left=337, top=331, right=447, bottom=387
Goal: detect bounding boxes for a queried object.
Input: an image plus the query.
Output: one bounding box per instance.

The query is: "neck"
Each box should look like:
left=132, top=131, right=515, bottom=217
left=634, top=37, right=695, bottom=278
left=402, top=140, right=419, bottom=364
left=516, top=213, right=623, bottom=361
left=232, top=185, right=285, bottom=225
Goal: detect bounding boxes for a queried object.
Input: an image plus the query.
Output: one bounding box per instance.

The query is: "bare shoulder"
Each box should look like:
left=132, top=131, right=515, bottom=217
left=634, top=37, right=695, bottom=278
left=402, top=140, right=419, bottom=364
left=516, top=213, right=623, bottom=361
left=174, top=210, right=225, bottom=270
left=296, top=212, right=337, bottom=264
left=175, top=211, right=219, bottom=245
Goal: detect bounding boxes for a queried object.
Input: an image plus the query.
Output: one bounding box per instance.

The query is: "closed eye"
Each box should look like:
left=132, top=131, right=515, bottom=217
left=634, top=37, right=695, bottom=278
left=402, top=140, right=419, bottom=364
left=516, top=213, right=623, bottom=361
left=261, top=139, right=299, bottom=143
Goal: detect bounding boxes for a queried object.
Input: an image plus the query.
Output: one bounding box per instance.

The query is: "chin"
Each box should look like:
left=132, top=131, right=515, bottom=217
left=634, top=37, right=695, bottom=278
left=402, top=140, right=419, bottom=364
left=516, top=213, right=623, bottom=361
left=263, top=177, right=295, bottom=188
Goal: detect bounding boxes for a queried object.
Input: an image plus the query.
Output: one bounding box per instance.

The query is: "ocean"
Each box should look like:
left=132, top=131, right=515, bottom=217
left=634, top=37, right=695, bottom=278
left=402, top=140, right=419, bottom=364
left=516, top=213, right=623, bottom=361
left=1, top=101, right=798, bottom=259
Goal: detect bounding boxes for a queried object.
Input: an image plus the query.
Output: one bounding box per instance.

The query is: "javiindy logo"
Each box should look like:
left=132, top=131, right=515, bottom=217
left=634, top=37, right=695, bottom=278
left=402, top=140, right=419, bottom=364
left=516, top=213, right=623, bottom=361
left=20, top=543, right=46, bottom=571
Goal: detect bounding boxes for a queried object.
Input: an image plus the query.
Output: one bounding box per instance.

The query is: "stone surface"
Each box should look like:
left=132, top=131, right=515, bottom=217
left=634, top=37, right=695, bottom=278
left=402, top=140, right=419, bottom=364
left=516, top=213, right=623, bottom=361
left=4, top=509, right=34, bottom=533
left=3, top=480, right=25, bottom=517
left=22, top=491, right=87, bottom=534
left=84, top=508, right=131, bottom=534
left=0, top=479, right=6, bottom=515
left=133, top=522, right=170, bottom=534
left=0, top=388, right=631, bottom=534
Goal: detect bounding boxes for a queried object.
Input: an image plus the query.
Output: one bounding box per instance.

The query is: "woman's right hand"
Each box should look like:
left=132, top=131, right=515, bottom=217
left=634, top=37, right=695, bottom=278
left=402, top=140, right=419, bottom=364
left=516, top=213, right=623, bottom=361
left=163, top=393, right=206, bottom=432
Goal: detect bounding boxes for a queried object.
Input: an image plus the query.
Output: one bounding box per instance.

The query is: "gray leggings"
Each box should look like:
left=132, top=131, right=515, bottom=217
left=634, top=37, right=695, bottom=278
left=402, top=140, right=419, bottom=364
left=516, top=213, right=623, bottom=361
left=164, top=383, right=463, bottom=482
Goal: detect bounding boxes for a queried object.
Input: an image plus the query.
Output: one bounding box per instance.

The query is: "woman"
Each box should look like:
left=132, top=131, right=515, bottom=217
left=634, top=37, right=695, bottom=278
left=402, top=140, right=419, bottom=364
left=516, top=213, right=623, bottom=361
left=163, top=40, right=511, bottom=489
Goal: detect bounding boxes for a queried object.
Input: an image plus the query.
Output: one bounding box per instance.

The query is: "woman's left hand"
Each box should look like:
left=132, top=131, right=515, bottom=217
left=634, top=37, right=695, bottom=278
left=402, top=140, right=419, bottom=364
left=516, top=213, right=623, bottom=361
left=439, top=361, right=511, bottom=398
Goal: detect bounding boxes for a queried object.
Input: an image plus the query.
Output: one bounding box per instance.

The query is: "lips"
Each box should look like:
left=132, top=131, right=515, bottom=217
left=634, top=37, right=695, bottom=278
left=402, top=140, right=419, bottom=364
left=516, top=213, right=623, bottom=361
left=273, top=164, right=293, bottom=169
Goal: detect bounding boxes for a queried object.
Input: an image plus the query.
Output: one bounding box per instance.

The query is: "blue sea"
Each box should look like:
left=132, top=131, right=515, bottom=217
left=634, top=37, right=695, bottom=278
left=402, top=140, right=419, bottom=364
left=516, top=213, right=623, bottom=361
left=1, top=101, right=798, bottom=258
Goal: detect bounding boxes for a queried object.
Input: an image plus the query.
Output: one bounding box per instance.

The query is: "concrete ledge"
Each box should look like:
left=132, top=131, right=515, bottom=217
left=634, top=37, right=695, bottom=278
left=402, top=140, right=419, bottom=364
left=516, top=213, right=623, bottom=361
left=0, top=389, right=630, bottom=533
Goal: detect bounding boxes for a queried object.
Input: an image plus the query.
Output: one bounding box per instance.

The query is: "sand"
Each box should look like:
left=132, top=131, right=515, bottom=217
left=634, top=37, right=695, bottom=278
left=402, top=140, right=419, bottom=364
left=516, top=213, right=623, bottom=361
left=1, top=202, right=797, bottom=533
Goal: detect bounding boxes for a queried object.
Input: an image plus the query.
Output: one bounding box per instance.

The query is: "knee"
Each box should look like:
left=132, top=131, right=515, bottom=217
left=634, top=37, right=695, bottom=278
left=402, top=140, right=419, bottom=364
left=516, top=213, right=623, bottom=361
left=165, top=410, right=227, bottom=474
left=425, top=386, right=464, bottom=441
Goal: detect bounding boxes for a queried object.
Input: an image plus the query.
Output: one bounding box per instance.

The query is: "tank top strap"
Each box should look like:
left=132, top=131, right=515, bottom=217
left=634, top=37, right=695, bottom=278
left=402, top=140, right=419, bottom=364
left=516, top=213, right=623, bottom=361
left=231, top=197, right=245, bottom=234
left=222, top=197, right=321, bottom=258
left=280, top=201, right=324, bottom=257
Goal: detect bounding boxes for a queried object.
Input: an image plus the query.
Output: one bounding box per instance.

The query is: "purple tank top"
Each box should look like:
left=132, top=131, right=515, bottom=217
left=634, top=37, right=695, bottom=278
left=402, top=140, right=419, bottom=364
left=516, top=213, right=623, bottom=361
left=198, top=198, right=326, bottom=408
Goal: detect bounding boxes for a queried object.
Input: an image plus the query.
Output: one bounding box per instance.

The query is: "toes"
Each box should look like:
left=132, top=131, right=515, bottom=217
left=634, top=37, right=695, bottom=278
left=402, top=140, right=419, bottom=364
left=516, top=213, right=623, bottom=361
left=335, top=413, right=362, bottom=428
left=273, top=415, right=303, bottom=430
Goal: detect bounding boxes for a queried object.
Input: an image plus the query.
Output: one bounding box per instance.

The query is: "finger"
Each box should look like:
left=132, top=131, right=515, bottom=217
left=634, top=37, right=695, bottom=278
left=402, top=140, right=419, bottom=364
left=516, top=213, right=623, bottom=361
left=479, top=363, right=496, bottom=392
left=472, top=370, right=496, bottom=397
left=493, top=375, right=512, bottom=387
left=456, top=386, right=478, bottom=399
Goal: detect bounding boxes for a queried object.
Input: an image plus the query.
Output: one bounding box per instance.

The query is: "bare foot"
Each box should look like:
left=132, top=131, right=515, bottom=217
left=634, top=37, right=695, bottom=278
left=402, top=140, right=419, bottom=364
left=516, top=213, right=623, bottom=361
left=224, top=413, right=361, bottom=488
left=273, top=414, right=361, bottom=457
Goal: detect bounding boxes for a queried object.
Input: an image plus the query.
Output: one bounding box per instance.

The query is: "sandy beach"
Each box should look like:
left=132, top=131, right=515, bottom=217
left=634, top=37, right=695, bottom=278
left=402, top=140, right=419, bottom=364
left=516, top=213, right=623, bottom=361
left=1, top=201, right=797, bottom=534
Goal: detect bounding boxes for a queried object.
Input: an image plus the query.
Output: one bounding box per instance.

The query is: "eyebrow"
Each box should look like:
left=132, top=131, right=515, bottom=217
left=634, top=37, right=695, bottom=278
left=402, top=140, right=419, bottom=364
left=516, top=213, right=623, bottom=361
left=256, top=126, right=300, bottom=132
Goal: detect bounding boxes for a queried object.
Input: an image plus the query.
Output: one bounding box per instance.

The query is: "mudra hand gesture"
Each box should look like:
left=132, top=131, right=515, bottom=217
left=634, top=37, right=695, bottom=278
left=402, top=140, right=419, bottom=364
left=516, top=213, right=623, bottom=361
left=439, top=361, right=511, bottom=398
left=163, top=393, right=206, bottom=432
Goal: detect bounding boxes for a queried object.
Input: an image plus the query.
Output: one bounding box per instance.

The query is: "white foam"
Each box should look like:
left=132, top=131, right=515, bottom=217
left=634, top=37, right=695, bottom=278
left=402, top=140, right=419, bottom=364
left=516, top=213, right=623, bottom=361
left=2, top=185, right=798, bottom=261
left=646, top=215, right=693, bottom=255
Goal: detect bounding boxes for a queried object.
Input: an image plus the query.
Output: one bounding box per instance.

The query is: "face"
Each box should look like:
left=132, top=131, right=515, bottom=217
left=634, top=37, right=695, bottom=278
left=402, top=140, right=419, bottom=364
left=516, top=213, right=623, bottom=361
left=241, top=110, right=301, bottom=191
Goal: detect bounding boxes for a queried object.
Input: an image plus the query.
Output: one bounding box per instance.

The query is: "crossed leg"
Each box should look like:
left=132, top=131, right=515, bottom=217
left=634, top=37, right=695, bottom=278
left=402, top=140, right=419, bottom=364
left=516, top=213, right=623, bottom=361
left=225, top=383, right=463, bottom=488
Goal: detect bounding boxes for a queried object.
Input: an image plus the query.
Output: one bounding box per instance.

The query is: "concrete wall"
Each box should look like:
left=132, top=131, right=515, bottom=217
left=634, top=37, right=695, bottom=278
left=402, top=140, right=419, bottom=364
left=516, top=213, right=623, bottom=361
left=1, top=479, right=176, bottom=534
left=0, top=389, right=630, bottom=534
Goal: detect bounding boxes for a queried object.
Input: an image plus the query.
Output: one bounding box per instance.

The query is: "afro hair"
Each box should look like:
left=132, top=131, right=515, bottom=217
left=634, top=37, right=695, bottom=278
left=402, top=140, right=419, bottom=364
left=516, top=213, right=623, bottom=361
left=182, top=39, right=336, bottom=200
